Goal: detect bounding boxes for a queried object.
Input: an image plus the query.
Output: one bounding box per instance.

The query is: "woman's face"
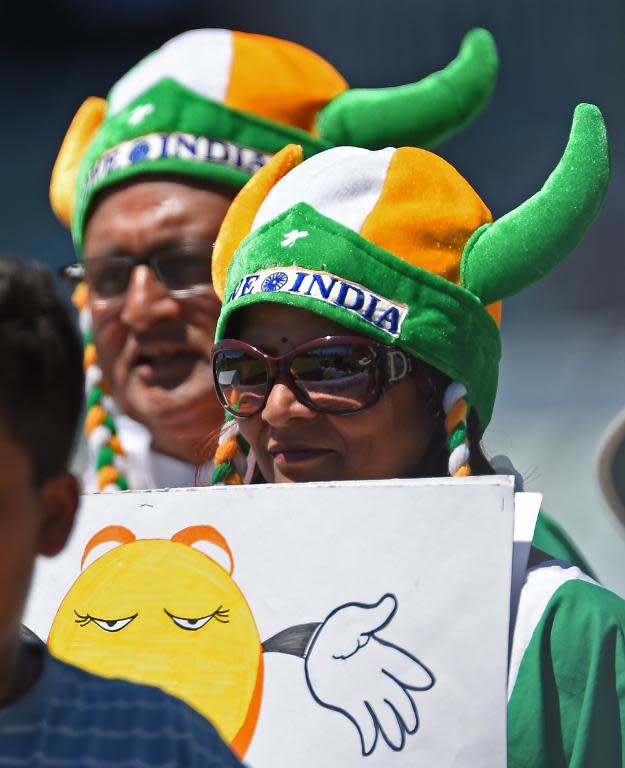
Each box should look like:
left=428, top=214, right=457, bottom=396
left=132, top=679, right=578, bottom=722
left=233, top=303, right=439, bottom=483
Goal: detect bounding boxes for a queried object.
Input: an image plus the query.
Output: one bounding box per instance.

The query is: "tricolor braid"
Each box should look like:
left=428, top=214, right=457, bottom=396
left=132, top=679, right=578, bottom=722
left=72, top=283, right=129, bottom=491
left=209, top=415, right=251, bottom=486
left=443, top=381, right=471, bottom=477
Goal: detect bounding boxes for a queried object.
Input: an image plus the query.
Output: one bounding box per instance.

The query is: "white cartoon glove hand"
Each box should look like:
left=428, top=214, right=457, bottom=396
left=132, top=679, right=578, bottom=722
left=305, top=593, right=434, bottom=755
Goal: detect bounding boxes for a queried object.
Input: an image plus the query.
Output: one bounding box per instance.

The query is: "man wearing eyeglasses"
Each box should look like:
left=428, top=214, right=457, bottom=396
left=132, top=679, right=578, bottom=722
left=77, top=181, right=233, bottom=490
left=51, top=28, right=498, bottom=491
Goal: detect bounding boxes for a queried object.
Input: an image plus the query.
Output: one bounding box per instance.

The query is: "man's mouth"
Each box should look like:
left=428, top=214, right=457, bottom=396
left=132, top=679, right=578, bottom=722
left=131, top=347, right=204, bottom=385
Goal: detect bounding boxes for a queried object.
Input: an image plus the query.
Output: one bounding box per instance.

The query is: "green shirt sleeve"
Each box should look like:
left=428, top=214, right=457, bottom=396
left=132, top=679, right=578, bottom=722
left=532, top=511, right=596, bottom=578
left=508, top=579, right=625, bottom=767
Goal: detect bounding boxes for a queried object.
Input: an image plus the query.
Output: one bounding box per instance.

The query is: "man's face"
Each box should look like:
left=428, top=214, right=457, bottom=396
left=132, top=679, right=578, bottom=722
left=83, top=179, right=235, bottom=460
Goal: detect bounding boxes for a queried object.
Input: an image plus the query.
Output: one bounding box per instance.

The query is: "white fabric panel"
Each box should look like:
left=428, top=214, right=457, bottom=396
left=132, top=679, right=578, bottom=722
left=252, top=146, right=395, bottom=235
left=507, top=560, right=598, bottom=698
left=108, top=29, right=232, bottom=116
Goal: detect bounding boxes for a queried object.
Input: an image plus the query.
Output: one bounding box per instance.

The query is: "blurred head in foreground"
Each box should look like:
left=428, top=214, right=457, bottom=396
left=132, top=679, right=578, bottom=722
left=0, top=254, right=244, bottom=765
left=0, top=255, right=81, bottom=695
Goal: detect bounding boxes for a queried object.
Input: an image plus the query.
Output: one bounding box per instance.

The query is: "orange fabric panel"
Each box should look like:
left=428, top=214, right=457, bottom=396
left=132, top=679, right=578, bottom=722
left=486, top=300, right=502, bottom=327
left=225, top=32, right=348, bottom=132
left=360, top=147, right=493, bottom=284
left=50, top=96, right=107, bottom=226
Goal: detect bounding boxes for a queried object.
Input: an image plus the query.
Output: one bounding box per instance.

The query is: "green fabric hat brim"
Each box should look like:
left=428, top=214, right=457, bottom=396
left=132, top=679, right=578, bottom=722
left=216, top=203, right=501, bottom=431
left=72, top=78, right=333, bottom=252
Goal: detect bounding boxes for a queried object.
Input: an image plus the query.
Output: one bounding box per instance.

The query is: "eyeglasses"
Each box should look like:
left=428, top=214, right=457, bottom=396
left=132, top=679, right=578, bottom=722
left=211, top=336, right=418, bottom=418
left=58, top=243, right=215, bottom=305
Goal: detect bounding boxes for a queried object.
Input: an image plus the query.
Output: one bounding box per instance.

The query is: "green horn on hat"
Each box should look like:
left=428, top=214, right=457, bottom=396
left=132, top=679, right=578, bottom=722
left=315, top=28, right=498, bottom=150
left=460, top=103, right=610, bottom=306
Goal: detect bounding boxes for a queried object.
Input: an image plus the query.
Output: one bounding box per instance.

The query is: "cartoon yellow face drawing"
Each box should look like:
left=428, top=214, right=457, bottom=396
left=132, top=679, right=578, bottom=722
left=48, top=525, right=262, bottom=757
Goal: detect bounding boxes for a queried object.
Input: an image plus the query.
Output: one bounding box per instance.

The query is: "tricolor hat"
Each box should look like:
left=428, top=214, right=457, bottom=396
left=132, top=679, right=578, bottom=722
left=597, top=408, right=625, bottom=527
left=49, top=27, right=499, bottom=252
left=213, top=104, right=609, bottom=445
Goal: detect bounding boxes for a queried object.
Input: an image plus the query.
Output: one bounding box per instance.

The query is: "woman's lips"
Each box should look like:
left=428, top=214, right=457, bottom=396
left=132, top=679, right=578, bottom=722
left=269, top=446, right=333, bottom=465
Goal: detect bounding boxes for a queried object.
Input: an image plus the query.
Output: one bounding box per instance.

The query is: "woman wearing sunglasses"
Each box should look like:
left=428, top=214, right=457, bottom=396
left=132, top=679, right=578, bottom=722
left=208, top=110, right=625, bottom=766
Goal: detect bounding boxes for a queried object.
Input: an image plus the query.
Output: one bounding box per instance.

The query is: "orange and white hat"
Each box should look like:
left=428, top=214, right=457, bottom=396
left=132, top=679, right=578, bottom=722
left=210, top=105, right=610, bottom=484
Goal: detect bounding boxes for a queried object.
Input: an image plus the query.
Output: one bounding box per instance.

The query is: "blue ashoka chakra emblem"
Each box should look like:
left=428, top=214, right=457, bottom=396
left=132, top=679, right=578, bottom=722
left=262, top=272, right=288, bottom=292
left=129, top=141, right=150, bottom=164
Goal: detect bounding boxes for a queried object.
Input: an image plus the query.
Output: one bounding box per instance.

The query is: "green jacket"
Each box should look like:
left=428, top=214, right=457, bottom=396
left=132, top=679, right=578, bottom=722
left=532, top=511, right=595, bottom=578
left=508, top=562, right=625, bottom=766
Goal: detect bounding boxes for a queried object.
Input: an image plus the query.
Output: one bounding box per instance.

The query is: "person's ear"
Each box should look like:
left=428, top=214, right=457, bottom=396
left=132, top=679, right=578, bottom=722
left=37, top=472, right=80, bottom=557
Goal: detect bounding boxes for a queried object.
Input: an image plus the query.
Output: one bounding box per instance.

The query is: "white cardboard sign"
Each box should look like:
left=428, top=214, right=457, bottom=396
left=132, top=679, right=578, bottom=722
left=24, top=477, right=515, bottom=767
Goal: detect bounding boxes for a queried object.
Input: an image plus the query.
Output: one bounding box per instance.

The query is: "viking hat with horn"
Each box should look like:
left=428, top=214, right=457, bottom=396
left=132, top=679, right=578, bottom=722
left=50, top=27, right=498, bottom=251
left=209, top=104, right=609, bottom=484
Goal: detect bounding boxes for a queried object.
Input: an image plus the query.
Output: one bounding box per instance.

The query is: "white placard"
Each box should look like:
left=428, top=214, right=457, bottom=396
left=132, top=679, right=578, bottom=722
left=24, top=477, right=515, bottom=767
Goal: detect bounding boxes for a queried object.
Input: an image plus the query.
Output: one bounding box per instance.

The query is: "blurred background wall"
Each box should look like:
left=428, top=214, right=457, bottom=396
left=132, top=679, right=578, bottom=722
left=1, top=0, right=623, bottom=591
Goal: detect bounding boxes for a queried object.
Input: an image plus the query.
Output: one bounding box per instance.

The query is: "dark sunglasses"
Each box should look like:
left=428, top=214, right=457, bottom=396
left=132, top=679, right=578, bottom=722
left=58, top=243, right=215, bottom=303
left=211, top=336, right=417, bottom=418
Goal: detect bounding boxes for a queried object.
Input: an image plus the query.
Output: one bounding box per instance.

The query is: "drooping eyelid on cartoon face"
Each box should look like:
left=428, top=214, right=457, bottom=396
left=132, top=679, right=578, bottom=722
left=164, top=606, right=230, bottom=631
left=74, top=610, right=138, bottom=633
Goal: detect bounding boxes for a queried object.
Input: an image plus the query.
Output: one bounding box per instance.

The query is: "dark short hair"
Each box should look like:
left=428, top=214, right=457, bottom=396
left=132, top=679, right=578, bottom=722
left=0, top=256, right=84, bottom=484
